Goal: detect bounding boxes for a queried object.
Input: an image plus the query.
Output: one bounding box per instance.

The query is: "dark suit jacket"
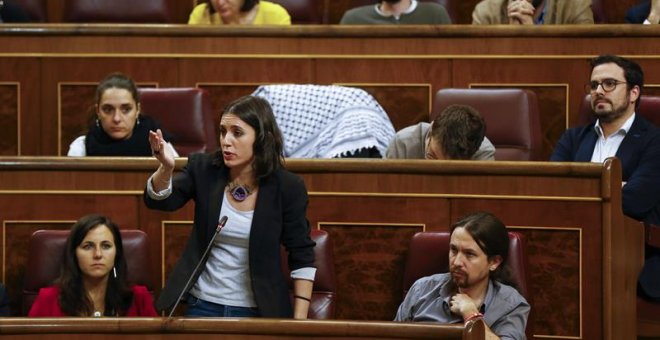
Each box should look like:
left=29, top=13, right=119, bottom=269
left=144, top=152, right=316, bottom=317
left=0, top=283, right=9, bottom=316
left=625, top=0, right=651, bottom=23
left=0, top=1, right=30, bottom=22
left=550, top=115, right=660, bottom=298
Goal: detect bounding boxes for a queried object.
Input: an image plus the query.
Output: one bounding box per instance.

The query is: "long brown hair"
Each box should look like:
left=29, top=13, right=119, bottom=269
left=56, top=214, right=133, bottom=316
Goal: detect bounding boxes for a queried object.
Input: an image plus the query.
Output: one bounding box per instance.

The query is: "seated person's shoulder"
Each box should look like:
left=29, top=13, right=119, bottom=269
left=262, top=1, right=288, bottom=13
left=563, top=0, right=594, bottom=24
left=67, top=136, right=87, bottom=156
left=131, top=285, right=150, bottom=295
left=626, top=1, right=651, bottom=23
left=38, top=286, right=60, bottom=297
left=418, top=1, right=450, bottom=14
left=472, top=0, right=506, bottom=24
left=339, top=5, right=373, bottom=24
left=473, top=0, right=503, bottom=13
left=490, top=281, right=530, bottom=319
left=259, top=1, right=291, bottom=24
left=397, top=122, right=428, bottom=135
left=410, top=273, right=452, bottom=291
left=188, top=3, right=211, bottom=24
left=385, top=122, right=429, bottom=159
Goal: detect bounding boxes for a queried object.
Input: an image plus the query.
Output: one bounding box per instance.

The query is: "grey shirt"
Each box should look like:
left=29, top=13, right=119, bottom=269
left=395, top=273, right=529, bottom=340
left=385, top=122, right=496, bottom=160
left=340, top=1, right=451, bottom=25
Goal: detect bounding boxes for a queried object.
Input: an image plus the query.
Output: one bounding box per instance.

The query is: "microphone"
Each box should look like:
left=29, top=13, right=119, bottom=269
left=167, top=215, right=228, bottom=318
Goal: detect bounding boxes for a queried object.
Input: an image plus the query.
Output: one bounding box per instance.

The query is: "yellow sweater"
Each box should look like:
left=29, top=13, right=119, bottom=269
left=188, top=1, right=291, bottom=25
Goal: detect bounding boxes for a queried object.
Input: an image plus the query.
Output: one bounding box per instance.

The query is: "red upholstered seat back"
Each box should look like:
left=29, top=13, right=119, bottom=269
left=590, top=0, right=608, bottom=24
left=63, top=0, right=171, bottom=23
left=269, top=0, right=324, bottom=24
left=139, top=88, right=218, bottom=156
left=579, top=94, right=660, bottom=127
left=22, top=229, right=154, bottom=315
left=11, top=0, right=47, bottom=22
left=402, top=231, right=532, bottom=338
left=432, top=88, right=542, bottom=161
left=280, top=229, right=337, bottom=319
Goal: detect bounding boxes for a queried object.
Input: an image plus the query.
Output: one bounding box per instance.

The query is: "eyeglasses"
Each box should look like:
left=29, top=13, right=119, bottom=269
left=586, top=79, right=627, bottom=93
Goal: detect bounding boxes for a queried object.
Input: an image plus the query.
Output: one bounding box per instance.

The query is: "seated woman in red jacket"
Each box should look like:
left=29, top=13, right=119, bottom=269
left=28, top=214, right=158, bottom=317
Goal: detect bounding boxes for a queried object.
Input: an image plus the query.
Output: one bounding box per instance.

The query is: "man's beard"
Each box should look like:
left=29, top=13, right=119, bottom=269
left=450, top=269, right=469, bottom=288
left=592, top=94, right=631, bottom=124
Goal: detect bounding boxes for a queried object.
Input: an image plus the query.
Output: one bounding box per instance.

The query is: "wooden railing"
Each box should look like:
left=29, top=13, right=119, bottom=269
left=3, top=25, right=660, bottom=158
left=0, top=317, right=486, bottom=339
left=0, top=157, right=645, bottom=340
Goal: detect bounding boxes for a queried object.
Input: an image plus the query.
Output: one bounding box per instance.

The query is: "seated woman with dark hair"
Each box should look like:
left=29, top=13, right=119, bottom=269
left=68, top=73, right=178, bottom=157
left=28, top=214, right=158, bottom=317
left=188, top=0, right=291, bottom=25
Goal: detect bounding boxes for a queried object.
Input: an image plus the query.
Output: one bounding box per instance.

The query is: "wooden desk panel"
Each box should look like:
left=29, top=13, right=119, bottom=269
left=0, top=157, right=644, bottom=340
left=3, top=26, right=660, bottom=157
left=0, top=317, right=485, bottom=340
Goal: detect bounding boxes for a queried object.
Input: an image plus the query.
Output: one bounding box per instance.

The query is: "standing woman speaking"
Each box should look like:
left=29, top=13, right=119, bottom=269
left=144, top=96, right=316, bottom=318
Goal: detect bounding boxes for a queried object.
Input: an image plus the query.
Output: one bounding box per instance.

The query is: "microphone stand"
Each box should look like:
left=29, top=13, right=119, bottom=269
left=167, top=216, right=228, bottom=318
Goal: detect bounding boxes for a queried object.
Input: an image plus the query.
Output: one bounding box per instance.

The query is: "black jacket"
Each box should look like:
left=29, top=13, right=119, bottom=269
left=550, top=115, right=660, bottom=299
left=625, top=0, right=651, bottom=23
left=144, top=152, right=315, bottom=317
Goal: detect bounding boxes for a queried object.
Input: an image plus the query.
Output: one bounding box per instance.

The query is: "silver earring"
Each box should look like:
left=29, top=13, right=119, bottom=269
left=136, top=117, right=140, bottom=125
left=95, top=119, right=100, bottom=128
left=113, top=267, right=117, bottom=278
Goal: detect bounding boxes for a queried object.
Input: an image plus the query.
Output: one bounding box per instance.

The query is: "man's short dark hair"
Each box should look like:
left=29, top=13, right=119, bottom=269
left=590, top=54, right=644, bottom=110
left=430, top=104, right=486, bottom=160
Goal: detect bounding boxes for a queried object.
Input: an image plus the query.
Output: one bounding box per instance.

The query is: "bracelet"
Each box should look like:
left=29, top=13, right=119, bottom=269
left=294, top=295, right=311, bottom=302
left=464, top=312, right=484, bottom=325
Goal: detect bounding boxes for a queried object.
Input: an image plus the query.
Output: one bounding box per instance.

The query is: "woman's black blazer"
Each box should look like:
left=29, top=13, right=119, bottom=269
left=144, top=152, right=316, bottom=317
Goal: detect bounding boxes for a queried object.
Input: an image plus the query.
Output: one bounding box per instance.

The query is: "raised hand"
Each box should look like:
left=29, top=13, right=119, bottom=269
left=149, top=129, right=175, bottom=170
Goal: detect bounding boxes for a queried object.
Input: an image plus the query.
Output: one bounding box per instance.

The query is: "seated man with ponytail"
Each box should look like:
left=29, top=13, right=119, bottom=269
left=395, top=212, right=529, bottom=340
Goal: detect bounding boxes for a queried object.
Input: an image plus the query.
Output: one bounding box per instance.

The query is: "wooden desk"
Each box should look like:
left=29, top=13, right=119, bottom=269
left=0, top=157, right=645, bottom=340
left=0, top=317, right=485, bottom=339
left=3, top=25, right=660, bottom=159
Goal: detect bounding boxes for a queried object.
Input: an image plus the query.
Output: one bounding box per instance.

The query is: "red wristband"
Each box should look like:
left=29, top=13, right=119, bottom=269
left=464, top=312, right=484, bottom=325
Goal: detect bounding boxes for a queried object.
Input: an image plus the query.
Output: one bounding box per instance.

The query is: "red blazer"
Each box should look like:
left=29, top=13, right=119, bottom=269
left=28, top=285, right=158, bottom=317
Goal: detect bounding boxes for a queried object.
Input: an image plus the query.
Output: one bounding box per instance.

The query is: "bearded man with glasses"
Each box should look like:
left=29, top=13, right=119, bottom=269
left=551, top=54, right=660, bottom=303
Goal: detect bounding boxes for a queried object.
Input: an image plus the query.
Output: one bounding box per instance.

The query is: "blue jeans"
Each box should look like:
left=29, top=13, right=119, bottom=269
left=185, top=296, right=260, bottom=317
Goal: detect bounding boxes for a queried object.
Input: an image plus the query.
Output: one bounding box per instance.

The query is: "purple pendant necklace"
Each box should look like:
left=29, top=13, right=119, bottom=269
left=227, top=181, right=253, bottom=201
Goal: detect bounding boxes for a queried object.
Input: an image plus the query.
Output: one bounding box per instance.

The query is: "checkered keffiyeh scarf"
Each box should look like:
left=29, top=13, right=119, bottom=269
left=252, top=84, right=395, bottom=158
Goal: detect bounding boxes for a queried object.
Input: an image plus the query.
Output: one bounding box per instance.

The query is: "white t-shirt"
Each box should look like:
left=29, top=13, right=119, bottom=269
left=67, top=135, right=179, bottom=157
